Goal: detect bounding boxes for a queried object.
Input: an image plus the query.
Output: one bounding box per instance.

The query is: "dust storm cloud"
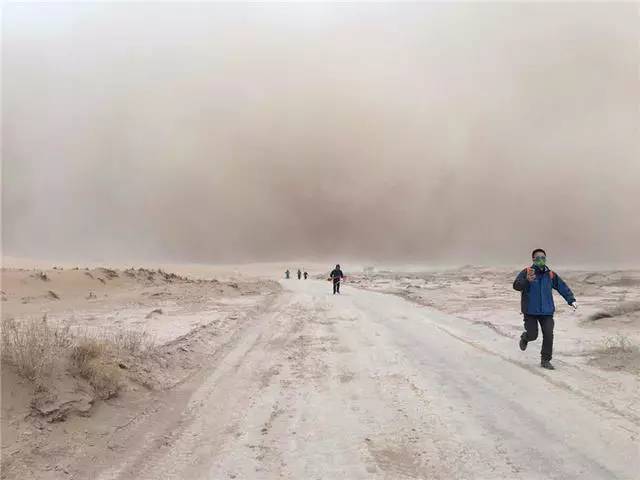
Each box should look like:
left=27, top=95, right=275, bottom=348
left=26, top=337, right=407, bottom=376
left=3, top=3, right=639, bottom=265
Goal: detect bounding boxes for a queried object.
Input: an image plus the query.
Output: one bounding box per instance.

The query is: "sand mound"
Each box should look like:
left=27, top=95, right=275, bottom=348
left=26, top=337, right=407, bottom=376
left=587, top=301, right=640, bottom=322
left=587, top=335, right=640, bottom=375
left=1, top=266, right=281, bottom=420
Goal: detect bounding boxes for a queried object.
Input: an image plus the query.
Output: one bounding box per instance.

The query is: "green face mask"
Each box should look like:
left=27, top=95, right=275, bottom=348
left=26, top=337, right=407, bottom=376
left=534, top=256, right=546, bottom=268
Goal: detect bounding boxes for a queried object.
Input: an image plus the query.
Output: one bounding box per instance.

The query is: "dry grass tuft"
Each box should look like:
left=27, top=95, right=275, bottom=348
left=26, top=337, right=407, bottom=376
left=599, top=334, right=638, bottom=354
left=110, top=329, right=155, bottom=355
left=1, top=316, right=71, bottom=380
left=71, top=336, right=122, bottom=399
left=589, top=334, right=640, bottom=375
left=2, top=317, right=154, bottom=400
left=70, top=336, right=105, bottom=370
left=85, top=362, right=122, bottom=399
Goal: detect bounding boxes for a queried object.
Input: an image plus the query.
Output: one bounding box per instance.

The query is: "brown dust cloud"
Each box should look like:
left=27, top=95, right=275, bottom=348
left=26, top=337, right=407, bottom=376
left=3, top=3, right=639, bottom=266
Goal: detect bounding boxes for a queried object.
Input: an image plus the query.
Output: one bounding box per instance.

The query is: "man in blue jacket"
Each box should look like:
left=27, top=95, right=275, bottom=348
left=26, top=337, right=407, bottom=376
left=513, top=248, right=577, bottom=370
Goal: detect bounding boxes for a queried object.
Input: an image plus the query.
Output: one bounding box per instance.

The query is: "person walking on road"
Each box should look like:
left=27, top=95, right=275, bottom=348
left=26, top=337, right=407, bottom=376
left=285, top=269, right=290, bottom=279
left=513, top=248, right=577, bottom=370
left=329, top=264, right=344, bottom=295
left=297, top=269, right=302, bottom=280
left=303, top=271, right=308, bottom=280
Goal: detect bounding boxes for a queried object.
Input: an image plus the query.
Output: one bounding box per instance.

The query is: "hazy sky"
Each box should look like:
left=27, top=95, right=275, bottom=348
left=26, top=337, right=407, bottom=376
left=3, top=2, right=639, bottom=265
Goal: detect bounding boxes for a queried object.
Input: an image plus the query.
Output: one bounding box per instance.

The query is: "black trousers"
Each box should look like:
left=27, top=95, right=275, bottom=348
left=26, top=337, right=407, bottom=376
left=523, top=315, right=554, bottom=361
left=333, top=280, right=340, bottom=294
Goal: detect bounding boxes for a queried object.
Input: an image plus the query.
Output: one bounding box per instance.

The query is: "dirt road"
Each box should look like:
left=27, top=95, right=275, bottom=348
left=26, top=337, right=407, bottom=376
left=90, top=279, right=638, bottom=480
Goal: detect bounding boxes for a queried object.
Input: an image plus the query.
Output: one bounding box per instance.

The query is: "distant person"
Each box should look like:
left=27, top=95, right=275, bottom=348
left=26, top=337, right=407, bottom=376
left=329, top=264, right=345, bottom=295
left=303, top=271, right=308, bottom=280
left=513, top=248, right=577, bottom=370
left=297, top=269, right=302, bottom=280
left=285, top=269, right=290, bottom=279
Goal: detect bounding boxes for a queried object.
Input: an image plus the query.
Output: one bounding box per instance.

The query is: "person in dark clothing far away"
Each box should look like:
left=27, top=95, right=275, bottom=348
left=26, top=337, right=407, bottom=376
left=297, top=269, right=302, bottom=280
left=329, top=264, right=344, bottom=294
left=303, top=271, right=308, bottom=280
left=285, top=269, right=290, bottom=279
left=513, top=248, right=577, bottom=370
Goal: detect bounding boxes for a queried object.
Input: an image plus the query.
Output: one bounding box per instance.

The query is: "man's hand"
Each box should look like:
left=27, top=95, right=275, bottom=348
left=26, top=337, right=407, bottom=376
left=526, top=269, right=536, bottom=282
left=570, top=302, right=578, bottom=310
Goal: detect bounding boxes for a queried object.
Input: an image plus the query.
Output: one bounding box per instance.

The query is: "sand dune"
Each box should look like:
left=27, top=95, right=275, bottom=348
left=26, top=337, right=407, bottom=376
left=1, top=265, right=280, bottom=478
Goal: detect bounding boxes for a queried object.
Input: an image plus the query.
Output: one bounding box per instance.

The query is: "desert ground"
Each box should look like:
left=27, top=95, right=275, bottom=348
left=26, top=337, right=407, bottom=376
left=1, top=261, right=639, bottom=479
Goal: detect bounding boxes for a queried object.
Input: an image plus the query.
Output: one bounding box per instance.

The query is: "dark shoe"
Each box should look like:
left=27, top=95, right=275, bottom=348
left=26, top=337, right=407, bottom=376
left=519, top=333, right=528, bottom=351
left=541, top=360, right=555, bottom=370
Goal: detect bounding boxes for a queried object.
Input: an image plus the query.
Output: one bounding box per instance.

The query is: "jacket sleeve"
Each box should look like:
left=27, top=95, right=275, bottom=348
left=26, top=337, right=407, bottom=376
left=513, top=269, right=528, bottom=291
left=553, top=273, right=576, bottom=305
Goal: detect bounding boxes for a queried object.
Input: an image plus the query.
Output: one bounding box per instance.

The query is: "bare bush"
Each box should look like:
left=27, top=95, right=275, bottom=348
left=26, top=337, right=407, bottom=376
left=86, top=362, right=122, bottom=399
left=71, top=336, right=122, bottom=399
left=70, top=335, right=105, bottom=371
left=599, top=334, right=638, bottom=353
left=110, top=329, right=155, bottom=356
left=1, top=316, right=71, bottom=380
left=2, top=316, right=153, bottom=399
left=589, top=334, right=640, bottom=375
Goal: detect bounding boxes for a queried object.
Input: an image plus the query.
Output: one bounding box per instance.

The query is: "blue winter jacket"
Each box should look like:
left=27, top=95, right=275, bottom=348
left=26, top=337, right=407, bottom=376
left=513, top=265, right=575, bottom=316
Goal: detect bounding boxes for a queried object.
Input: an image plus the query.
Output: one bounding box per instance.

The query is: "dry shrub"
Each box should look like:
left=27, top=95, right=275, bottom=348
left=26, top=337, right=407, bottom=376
left=3, top=317, right=153, bottom=400
left=1, top=317, right=71, bottom=381
left=70, top=329, right=154, bottom=398
left=599, top=334, right=638, bottom=353
left=110, top=330, right=154, bottom=355
left=589, top=334, right=640, bottom=375
left=71, top=336, right=122, bottom=399
left=86, top=362, right=122, bottom=399
left=70, top=336, right=105, bottom=373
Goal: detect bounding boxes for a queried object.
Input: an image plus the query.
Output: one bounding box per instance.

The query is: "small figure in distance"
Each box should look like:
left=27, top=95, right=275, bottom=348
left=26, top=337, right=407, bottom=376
left=329, top=264, right=345, bottom=295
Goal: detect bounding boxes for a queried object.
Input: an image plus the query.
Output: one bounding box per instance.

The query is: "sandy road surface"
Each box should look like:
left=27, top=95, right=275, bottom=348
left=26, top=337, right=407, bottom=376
left=90, top=279, right=638, bottom=480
